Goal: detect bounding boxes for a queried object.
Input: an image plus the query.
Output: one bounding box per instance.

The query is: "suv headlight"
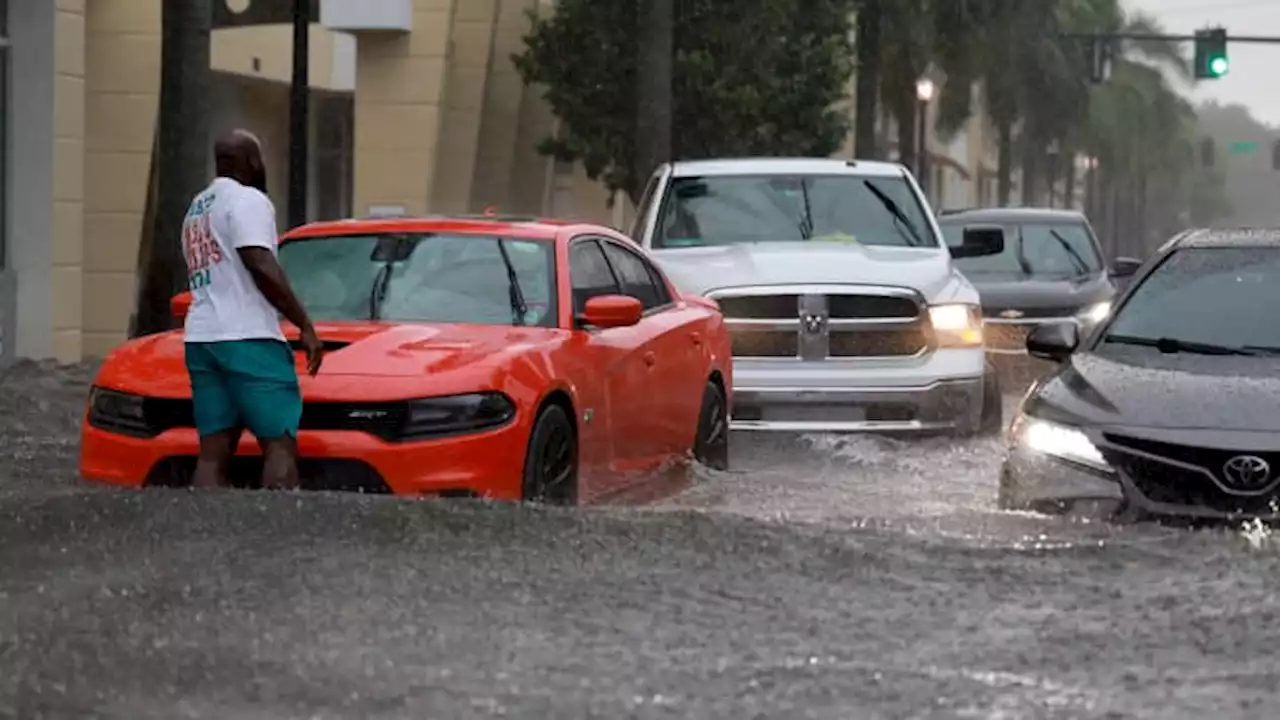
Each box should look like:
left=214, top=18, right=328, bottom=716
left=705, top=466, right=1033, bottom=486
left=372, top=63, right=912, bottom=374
left=399, top=392, right=516, bottom=440
left=928, top=303, right=983, bottom=347
left=87, top=386, right=153, bottom=437
left=1011, top=415, right=1111, bottom=473
left=1076, top=301, right=1111, bottom=325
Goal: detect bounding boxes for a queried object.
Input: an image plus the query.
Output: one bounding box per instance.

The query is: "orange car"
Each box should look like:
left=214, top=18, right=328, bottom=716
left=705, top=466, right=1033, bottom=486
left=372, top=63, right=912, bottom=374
left=80, top=215, right=732, bottom=504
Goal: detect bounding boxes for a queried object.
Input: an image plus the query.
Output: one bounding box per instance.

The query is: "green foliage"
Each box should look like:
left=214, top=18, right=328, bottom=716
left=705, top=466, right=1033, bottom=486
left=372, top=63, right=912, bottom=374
left=513, top=0, right=856, bottom=200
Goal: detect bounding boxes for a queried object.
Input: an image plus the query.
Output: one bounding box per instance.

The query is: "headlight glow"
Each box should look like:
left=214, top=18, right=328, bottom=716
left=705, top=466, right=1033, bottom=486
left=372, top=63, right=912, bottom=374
left=1077, top=301, right=1112, bottom=325
left=1015, top=416, right=1111, bottom=473
left=928, top=303, right=982, bottom=347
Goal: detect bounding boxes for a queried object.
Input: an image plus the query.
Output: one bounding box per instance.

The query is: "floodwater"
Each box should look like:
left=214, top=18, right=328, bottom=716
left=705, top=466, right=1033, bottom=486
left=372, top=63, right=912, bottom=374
left=2, top=360, right=1279, bottom=719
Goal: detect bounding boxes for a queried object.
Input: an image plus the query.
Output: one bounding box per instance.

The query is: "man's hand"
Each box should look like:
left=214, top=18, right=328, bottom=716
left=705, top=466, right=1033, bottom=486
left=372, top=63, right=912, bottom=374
left=300, top=325, right=324, bottom=376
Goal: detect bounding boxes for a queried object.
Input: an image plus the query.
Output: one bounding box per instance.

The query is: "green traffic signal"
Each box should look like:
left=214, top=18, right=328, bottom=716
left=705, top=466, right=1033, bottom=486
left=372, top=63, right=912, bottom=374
left=1208, top=55, right=1228, bottom=77
left=1194, top=27, right=1228, bottom=80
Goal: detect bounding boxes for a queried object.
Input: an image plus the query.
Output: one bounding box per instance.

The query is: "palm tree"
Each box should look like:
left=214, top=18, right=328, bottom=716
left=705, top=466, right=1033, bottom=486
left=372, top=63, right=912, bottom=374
left=132, top=0, right=212, bottom=337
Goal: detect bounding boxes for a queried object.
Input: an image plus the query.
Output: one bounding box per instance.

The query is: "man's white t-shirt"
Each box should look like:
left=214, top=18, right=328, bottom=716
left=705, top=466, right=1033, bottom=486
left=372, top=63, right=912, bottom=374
left=181, top=177, right=286, bottom=343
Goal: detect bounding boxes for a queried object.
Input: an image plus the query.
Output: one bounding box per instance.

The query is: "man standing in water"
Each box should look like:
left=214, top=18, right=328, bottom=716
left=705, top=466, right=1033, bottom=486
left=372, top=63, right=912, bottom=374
left=181, top=129, right=323, bottom=490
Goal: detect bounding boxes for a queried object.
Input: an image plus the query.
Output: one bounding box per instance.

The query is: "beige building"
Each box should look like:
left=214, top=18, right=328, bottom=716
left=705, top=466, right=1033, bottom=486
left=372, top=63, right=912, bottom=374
left=3, top=0, right=1026, bottom=364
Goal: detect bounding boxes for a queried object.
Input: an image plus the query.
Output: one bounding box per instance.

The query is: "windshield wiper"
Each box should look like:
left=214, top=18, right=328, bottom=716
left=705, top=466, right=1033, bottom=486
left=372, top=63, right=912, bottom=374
left=1013, top=227, right=1033, bottom=275
left=369, top=263, right=393, bottom=320
left=1048, top=228, right=1090, bottom=276
left=495, top=239, right=528, bottom=326
left=797, top=179, right=814, bottom=239
left=862, top=181, right=924, bottom=246
left=1105, top=334, right=1260, bottom=356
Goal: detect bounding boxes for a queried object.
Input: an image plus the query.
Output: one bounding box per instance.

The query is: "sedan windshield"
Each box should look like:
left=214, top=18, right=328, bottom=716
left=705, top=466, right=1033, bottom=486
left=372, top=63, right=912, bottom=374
left=942, top=222, right=1102, bottom=277
left=651, top=174, right=938, bottom=249
left=1100, top=247, right=1280, bottom=353
left=278, top=233, right=556, bottom=327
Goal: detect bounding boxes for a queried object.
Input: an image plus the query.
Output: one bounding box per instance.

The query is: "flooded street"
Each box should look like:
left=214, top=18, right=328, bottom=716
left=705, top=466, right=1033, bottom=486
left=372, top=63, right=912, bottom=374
left=4, top=362, right=1280, bottom=719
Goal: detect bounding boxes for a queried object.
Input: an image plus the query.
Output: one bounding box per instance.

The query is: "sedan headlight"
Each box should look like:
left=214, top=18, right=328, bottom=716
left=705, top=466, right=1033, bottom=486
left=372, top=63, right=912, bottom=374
left=87, top=386, right=153, bottom=437
left=399, top=392, right=516, bottom=440
left=1076, top=301, right=1111, bottom=325
left=1012, top=415, right=1111, bottom=473
left=928, top=303, right=983, bottom=347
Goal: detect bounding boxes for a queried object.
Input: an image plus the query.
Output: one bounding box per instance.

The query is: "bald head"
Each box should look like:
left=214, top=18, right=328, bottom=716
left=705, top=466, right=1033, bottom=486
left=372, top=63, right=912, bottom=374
left=214, top=129, right=267, bottom=191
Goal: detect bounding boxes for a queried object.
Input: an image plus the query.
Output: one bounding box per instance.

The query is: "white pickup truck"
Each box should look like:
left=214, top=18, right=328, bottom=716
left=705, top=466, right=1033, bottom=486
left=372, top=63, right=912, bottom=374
left=629, top=157, right=1006, bottom=436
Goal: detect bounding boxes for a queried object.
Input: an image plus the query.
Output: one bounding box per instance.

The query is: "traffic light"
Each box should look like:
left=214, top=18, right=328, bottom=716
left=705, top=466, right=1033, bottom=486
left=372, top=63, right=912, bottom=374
left=1194, top=28, right=1228, bottom=79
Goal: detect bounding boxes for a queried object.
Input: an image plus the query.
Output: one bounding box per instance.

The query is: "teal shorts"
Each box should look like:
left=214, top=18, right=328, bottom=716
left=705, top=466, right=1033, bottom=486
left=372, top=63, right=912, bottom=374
left=185, top=339, right=302, bottom=439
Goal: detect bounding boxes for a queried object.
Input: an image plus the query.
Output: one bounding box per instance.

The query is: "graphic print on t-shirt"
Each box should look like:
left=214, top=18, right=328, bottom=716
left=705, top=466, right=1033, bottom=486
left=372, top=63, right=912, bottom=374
left=183, top=191, right=224, bottom=290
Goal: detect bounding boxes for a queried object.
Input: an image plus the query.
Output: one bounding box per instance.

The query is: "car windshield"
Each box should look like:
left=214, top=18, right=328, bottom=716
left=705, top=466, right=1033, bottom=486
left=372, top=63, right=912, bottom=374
left=278, top=233, right=556, bottom=327
left=1100, top=247, right=1280, bottom=352
left=651, top=174, right=938, bottom=249
left=942, top=221, right=1102, bottom=277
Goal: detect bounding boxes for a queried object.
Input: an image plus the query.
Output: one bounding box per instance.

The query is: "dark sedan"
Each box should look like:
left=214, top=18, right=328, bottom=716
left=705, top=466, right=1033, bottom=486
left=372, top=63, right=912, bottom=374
left=938, top=208, right=1141, bottom=356
left=999, top=228, right=1280, bottom=521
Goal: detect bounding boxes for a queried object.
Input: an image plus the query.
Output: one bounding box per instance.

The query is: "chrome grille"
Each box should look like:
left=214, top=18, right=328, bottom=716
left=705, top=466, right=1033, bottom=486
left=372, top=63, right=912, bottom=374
left=710, top=286, right=928, bottom=359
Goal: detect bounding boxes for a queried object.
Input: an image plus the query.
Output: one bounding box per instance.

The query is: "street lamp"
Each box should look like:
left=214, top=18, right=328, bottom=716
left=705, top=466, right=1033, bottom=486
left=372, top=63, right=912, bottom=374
left=915, top=77, right=935, bottom=198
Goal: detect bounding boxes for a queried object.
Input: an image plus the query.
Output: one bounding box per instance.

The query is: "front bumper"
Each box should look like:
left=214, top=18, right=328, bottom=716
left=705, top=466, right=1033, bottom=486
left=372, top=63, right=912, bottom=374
left=1000, top=445, right=1280, bottom=521
left=728, top=348, right=985, bottom=432
left=79, top=419, right=529, bottom=499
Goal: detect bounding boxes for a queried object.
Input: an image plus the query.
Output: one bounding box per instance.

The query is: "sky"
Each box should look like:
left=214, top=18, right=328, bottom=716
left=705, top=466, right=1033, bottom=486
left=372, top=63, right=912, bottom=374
left=1124, top=0, right=1280, bottom=126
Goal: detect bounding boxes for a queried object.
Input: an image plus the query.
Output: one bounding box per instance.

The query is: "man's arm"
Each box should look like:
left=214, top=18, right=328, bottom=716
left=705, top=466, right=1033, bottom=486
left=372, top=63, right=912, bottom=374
left=227, top=193, right=314, bottom=331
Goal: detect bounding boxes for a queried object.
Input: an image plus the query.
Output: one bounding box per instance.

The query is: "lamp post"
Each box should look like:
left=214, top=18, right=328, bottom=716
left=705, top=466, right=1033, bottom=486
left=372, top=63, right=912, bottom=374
left=915, top=77, right=935, bottom=200
left=287, top=0, right=310, bottom=228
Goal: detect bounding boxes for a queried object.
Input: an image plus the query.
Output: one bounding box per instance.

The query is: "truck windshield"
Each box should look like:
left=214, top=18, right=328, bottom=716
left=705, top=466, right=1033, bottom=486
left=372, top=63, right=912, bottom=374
left=651, top=174, right=939, bottom=249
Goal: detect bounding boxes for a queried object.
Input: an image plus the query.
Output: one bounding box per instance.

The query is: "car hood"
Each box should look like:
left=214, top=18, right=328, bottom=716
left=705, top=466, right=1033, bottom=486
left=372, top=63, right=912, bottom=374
left=650, top=242, right=971, bottom=303
left=97, top=322, right=567, bottom=398
left=1033, top=350, right=1280, bottom=434
left=966, top=273, right=1113, bottom=311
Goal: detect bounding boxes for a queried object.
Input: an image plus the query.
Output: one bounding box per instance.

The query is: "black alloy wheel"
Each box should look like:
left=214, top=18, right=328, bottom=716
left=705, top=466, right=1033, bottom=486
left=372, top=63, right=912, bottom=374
left=693, top=380, right=730, bottom=471
left=522, top=404, right=578, bottom=504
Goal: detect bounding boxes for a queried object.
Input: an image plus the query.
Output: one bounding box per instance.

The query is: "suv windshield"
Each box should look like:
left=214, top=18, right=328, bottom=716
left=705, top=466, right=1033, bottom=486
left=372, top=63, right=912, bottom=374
left=278, top=233, right=556, bottom=327
left=1100, top=247, right=1280, bottom=352
left=651, top=174, right=938, bottom=249
left=941, top=221, right=1102, bottom=277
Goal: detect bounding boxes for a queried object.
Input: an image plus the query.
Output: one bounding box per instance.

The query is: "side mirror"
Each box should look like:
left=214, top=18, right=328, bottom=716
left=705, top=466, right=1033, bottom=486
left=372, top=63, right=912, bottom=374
left=170, top=291, right=193, bottom=322
left=578, top=295, right=643, bottom=329
left=949, top=225, right=1005, bottom=258
left=1109, top=256, right=1142, bottom=278
left=1026, top=322, right=1079, bottom=363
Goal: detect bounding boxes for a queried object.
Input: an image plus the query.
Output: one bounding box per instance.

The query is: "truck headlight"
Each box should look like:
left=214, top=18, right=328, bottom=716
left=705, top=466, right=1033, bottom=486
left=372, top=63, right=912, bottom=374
left=1012, top=415, right=1111, bottom=473
left=928, top=303, right=983, bottom=347
left=1077, top=301, right=1111, bottom=325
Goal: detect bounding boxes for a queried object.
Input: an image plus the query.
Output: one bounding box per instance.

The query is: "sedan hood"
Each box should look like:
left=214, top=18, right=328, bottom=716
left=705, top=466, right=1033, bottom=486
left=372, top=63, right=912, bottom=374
left=98, top=322, right=567, bottom=398
left=968, top=273, right=1113, bottom=312
left=651, top=242, right=966, bottom=302
left=1036, top=350, right=1280, bottom=432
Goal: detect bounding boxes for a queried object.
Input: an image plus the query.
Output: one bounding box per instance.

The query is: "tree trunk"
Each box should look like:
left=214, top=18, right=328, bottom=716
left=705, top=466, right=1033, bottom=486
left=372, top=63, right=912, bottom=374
left=633, top=0, right=672, bottom=204
left=132, top=0, right=212, bottom=338
left=1019, top=134, right=1038, bottom=206
left=996, top=116, right=1013, bottom=205
left=853, top=0, right=882, bottom=159
left=1063, top=151, right=1077, bottom=210
left=895, top=89, right=916, bottom=177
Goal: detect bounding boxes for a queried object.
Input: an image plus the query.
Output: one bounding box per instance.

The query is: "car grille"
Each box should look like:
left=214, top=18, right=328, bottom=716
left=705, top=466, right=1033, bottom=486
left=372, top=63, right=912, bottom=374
left=137, top=399, right=409, bottom=441
left=712, top=288, right=928, bottom=359
left=145, top=456, right=392, bottom=493
left=983, top=323, right=1032, bottom=352
left=1103, top=434, right=1280, bottom=514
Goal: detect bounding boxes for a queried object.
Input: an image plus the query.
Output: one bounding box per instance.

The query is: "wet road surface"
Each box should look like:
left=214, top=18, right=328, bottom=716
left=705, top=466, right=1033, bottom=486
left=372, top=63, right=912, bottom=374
left=4, top=361, right=1280, bottom=719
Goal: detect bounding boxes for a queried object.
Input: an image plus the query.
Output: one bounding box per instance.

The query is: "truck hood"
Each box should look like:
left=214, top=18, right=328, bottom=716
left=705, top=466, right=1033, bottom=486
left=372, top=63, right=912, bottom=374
left=966, top=272, right=1114, bottom=312
left=650, top=242, right=971, bottom=303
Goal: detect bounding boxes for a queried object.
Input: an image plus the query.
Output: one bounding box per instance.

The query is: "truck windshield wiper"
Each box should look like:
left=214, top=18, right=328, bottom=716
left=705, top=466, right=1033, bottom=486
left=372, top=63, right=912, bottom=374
left=797, top=179, right=814, bottom=240
left=1048, top=228, right=1090, bottom=276
left=863, top=181, right=924, bottom=246
left=1013, top=228, right=1033, bottom=275
left=495, top=239, right=528, bottom=326
left=1105, top=334, right=1260, bottom=356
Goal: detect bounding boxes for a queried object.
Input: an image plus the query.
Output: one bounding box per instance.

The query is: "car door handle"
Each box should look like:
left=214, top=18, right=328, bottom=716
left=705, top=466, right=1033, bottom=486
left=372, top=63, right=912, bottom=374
left=690, top=332, right=702, bottom=346
left=643, top=351, right=656, bottom=366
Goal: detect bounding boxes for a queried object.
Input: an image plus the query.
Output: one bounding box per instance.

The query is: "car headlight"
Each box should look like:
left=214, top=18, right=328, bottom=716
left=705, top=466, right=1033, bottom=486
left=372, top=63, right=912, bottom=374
left=928, top=303, right=983, bottom=347
left=1076, top=301, right=1111, bottom=325
left=87, top=386, right=153, bottom=437
left=399, top=392, right=516, bottom=440
left=1012, top=415, right=1111, bottom=473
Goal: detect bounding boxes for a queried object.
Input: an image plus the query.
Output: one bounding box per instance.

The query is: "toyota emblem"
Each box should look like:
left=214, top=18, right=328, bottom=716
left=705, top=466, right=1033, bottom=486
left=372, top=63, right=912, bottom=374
left=1221, top=454, right=1273, bottom=491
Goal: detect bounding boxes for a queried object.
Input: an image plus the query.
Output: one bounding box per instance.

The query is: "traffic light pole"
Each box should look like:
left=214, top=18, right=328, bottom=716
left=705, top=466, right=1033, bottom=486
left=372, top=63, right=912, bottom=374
left=1063, top=32, right=1280, bottom=44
